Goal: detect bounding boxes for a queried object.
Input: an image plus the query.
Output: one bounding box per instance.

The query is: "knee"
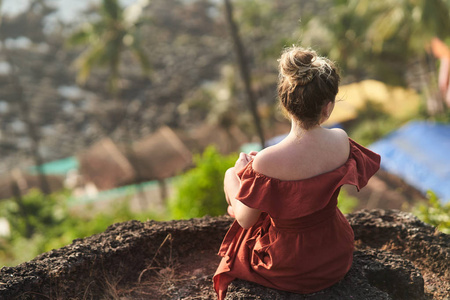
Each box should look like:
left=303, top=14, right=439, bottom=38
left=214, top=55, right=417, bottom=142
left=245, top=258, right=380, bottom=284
left=224, top=167, right=237, bottom=183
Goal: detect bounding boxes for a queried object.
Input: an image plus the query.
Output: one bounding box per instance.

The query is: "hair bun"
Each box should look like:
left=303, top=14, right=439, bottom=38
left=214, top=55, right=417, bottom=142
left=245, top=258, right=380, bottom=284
left=279, top=47, right=317, bottom=86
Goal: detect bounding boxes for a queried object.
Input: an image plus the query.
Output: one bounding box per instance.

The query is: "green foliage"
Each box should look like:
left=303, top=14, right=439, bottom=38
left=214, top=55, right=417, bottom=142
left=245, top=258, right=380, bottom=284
left=431, top=110, right=450, bottom=124
left=169, top=146, right=237, bottom=219
left=357, top=0, right=450, bottom=54
left=347, top=100, right=403, bottom=146
left=302, top=0, right=450, bottom=85
left=337, top=188, right=359, bottom=214
left=67, top=0, right=150, bottom=93
left=413, top=191, right=450, bottom=234
left=0, top=189, right=163, bottom=266
left=1, top=189, right=69, bottom=240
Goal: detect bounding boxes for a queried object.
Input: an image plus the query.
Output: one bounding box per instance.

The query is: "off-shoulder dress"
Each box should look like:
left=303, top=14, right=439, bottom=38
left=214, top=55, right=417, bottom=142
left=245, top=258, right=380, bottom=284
left=213, top=138, right=381, bottom=299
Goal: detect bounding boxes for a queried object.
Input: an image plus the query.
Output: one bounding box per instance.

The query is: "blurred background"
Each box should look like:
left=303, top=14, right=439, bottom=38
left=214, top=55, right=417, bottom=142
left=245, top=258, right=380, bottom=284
left=0, top=0, right=449, bottom=266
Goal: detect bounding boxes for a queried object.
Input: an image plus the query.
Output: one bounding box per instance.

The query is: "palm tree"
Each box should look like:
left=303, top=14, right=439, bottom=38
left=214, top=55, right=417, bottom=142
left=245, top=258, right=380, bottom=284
left=357, top=0, right=450, bottom=114
left=354, top=0, right=450, bottom=54
left=68, top=0, right=152, bottom=205
left=305, top=0, right=449, bottom=76
left=303, top=0, right=450, bottom=114
left=68, top=0, right=150, bottom=97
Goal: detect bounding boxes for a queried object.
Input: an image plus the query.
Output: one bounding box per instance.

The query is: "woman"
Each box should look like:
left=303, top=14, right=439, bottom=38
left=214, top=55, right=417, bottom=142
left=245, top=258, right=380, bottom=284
left=213, top=46, right=381, bottom=299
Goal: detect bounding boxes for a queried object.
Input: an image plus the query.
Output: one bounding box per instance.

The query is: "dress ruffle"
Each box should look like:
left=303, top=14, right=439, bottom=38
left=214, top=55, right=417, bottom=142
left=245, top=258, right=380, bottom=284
left=235, top=138, right=381, bottom=218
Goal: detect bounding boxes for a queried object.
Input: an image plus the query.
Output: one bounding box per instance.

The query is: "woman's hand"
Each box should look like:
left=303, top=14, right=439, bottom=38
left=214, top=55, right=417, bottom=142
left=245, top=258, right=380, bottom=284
left=234, top=151, right=258, bottom=171
left=248, top=151, right=259, bottom=157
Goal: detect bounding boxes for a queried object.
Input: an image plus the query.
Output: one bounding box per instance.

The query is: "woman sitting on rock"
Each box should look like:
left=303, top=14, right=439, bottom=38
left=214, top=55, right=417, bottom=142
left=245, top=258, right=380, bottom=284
left=214, top=46, right=381, bottom=299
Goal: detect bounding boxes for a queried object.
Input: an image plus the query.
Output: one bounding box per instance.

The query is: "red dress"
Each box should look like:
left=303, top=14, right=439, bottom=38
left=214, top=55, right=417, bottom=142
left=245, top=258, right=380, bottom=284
left=213, top=139, right=381, bottom=299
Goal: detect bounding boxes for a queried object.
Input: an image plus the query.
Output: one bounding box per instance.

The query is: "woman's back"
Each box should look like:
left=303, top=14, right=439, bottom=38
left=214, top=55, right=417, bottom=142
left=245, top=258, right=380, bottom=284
left=214, top=46, right=381, bottom=300
left=253, top=127, right=350, bottom=181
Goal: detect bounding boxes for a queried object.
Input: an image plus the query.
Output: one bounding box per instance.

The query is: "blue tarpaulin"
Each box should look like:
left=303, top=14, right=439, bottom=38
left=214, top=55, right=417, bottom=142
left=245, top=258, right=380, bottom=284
left=369, top=121, right=450, bottom=203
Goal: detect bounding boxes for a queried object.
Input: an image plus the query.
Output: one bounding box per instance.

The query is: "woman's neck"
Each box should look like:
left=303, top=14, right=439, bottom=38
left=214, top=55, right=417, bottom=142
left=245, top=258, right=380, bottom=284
left=288, top=119, right=322, bottom=140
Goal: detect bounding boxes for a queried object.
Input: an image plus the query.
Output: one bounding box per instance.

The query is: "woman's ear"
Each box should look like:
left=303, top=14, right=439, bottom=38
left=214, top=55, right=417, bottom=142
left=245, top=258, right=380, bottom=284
left=321, top=101, right=335, bottom=123
left=327, top=101, right=335, bottom=117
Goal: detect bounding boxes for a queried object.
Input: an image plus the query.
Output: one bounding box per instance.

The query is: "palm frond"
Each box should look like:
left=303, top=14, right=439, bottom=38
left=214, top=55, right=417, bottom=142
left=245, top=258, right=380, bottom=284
left=67, top=0, right=151, bottom=93
left=101, top=0, right=123, bottom=21
left=75, top=42, right=108, bottom=84
left=67, top=25, right=93, bottom=46
left=129, top=30, right=151, bottom=77
left=369, top=6, right=405, bottom=52
left=422, top=0, right=450, bottom=39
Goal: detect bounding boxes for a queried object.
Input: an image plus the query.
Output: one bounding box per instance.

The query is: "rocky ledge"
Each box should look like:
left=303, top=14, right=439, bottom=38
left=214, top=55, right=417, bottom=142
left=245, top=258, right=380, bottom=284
left=0, top=209, right=449, bottom=299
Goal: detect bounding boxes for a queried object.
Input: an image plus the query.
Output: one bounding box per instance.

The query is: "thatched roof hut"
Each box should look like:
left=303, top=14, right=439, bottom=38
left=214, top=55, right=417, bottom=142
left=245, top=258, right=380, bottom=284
left=0, top=169, right=63, bottom=200
left=78, top=127, right=192, bottom=191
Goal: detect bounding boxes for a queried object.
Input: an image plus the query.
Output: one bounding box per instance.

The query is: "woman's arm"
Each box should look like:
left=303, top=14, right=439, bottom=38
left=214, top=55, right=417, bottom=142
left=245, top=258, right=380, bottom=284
left=224, top=165, right=261, bottom=229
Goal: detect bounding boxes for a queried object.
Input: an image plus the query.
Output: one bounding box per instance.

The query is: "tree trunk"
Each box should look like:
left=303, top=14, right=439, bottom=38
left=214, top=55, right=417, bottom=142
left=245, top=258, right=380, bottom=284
left=223, top=0, right=265, bottom=148
left=125, top=143, right=148, bottom=210
left=158, top=178, right=168, bottom=204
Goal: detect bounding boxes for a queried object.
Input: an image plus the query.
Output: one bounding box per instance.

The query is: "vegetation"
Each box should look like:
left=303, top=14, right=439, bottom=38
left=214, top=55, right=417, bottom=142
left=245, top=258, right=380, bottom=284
left=302, top=0, right=450, bottom=85
left=347, top=100, right=405, bottom=146
left=169, top=146, right=237, bottom=219
left=337, top=189, right=359, bottom=214
left=0, top=189, right=162, bottom=266
left=413, top=191, right=450, bottom=234
left=67, top=0, right=150, bottom=94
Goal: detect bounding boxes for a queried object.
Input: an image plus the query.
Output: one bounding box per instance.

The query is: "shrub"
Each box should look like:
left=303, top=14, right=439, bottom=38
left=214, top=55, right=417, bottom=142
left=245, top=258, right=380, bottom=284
left=169, top=146, right=237, bottom=219
left=413, top=191, right=450, bottom=234
left=0, top=189, right=162, bottom=266
left=0, top=189, right=70, bottom=240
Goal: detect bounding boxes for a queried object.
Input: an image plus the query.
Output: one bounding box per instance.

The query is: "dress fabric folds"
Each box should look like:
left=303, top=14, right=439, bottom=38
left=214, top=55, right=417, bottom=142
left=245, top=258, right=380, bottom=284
left=213, top=138, right=381, bottom=299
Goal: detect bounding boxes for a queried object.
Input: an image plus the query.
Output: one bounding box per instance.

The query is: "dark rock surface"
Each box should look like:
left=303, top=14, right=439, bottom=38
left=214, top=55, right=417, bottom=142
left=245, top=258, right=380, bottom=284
left=226, top=249, right=424, bottom=300
left=0, top=209, right=449, bottom=299
left=0, top=217, right=231, bottom=299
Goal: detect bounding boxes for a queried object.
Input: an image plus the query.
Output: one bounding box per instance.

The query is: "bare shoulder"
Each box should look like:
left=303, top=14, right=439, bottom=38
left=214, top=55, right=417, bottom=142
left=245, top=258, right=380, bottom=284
left=251, top=146, right=281, bottom=176
left=328, top=127, right=350, bottom=155
left=330, top=127, right=348, bottom=139
left=251, top=128, right=350, bottom=180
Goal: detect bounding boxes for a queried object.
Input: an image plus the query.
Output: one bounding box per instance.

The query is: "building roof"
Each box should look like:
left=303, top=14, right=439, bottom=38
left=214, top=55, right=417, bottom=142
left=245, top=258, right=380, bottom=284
left=77, top=127, right=193, bottom=191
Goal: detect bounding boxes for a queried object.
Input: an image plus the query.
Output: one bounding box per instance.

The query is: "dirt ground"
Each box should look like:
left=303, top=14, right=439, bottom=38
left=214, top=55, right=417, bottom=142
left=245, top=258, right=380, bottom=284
left=0, top=209, right=449, bottom=299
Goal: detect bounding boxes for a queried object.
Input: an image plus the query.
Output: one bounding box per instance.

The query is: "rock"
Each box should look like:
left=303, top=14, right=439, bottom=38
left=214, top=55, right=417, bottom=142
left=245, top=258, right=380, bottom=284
left=348, top=209, right=450, bottom=281
left=225, top=249, right=423, bottom=300
left=0, top=210, right=448, bottom=300
left=0, top=217, right=231, bottom=299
